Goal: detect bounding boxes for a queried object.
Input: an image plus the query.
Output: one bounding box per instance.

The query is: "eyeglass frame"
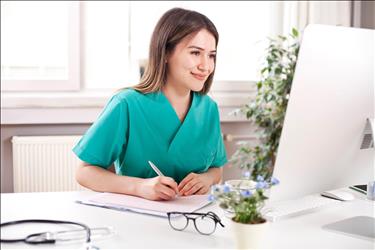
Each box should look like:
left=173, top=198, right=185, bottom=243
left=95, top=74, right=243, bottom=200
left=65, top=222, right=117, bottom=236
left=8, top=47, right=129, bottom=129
left=166, top=211, right=225, bottom=235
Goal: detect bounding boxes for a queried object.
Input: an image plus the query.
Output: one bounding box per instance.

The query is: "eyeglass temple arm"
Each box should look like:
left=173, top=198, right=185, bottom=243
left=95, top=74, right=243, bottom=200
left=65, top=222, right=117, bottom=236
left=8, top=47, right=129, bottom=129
left=206, top=212, right=225, bottom=227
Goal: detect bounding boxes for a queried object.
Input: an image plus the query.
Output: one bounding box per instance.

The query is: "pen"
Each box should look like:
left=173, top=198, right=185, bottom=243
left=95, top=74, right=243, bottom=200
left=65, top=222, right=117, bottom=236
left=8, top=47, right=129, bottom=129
left=148, top=161, right=165, bottom=177
left=148, top=161, right=179, bottom=196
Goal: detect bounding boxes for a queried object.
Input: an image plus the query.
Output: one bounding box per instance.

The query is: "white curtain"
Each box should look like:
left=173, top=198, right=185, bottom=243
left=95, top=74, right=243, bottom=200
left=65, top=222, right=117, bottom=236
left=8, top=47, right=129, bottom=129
left=269, top=1, right=356, bottom=37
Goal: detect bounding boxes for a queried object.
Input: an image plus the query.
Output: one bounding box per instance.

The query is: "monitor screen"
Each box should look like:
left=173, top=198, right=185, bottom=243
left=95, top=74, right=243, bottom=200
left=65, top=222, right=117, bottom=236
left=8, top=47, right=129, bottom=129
left=270, top=24, right=374, bottom=202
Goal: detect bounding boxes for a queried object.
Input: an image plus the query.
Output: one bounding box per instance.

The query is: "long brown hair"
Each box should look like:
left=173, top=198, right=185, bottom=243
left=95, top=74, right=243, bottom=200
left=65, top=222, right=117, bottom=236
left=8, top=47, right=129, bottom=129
left=132, top=8, right=219, bottom=95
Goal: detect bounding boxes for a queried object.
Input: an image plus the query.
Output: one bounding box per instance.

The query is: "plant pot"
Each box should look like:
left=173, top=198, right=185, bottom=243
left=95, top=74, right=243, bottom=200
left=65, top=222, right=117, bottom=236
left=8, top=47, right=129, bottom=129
left=225, top=179, right=257, bottom=190
left=222, top=180, right=257, bottom=214
left=229, top=218, right=269, bottom=249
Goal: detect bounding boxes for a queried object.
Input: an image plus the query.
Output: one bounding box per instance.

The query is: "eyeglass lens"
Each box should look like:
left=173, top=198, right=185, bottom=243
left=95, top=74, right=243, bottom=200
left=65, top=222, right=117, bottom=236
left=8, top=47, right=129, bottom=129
left=168, top=214, right=188, bottom=231
left=194, top=215, right=217, bottom=235
left=168, top=213, right=217, bottom=235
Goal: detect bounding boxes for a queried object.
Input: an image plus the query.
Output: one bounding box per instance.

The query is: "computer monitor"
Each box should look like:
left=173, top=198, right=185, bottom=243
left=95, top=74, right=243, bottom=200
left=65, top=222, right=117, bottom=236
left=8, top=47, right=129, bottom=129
left=270, top=24, right=374, bottom=202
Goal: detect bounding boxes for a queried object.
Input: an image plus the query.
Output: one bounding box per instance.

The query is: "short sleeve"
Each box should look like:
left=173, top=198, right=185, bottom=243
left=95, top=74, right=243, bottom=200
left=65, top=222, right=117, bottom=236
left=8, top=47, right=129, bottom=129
left=73, top=95, right=128, bottom=169
left=210, top=103, right=228, bottom=167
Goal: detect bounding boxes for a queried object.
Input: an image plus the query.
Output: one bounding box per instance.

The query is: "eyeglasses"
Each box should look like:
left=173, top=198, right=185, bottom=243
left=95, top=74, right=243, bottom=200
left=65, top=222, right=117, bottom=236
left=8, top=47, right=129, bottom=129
left=167, top=211, right=224, bottom=235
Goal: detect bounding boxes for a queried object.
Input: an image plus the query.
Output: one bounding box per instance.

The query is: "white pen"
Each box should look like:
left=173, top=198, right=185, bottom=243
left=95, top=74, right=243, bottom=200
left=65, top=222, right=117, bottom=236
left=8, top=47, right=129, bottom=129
left=148, top=161, right=165, bottom=177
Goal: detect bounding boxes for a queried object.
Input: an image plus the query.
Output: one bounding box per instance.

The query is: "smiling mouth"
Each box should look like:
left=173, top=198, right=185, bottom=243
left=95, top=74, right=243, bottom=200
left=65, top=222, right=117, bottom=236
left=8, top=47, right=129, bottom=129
left=191, top=73, right=207, bottom=81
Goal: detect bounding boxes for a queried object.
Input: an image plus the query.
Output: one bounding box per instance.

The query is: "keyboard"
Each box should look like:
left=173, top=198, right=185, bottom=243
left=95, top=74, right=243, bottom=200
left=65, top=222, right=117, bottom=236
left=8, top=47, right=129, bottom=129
left=262, top=195, right=342, bottom=222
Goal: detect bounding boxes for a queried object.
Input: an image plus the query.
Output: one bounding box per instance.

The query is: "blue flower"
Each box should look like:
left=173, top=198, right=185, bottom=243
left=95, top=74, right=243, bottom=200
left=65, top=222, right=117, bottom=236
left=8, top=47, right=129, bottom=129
left=240, top=190, right=253, bottom=198
left=271, top=177, right=280, bottom=185
left=208, top=194, right=215, bottom=202
left=223, top=185, right=231, bottom=193
left=243, top=171, right=251, bottom=178
left=256, top=175, right=264, bottom=182
left=256, top=181, right=267, bottom=190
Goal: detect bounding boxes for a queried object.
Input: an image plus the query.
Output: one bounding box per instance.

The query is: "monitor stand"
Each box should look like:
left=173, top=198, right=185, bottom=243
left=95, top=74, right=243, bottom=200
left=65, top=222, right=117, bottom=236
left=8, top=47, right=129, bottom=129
left=322, top=216, right=375, bottom=241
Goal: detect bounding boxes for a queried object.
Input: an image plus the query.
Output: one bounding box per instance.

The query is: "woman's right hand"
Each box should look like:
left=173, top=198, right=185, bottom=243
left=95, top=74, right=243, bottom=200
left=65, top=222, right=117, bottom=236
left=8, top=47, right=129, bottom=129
left=136, top=176, right=179, bottom=201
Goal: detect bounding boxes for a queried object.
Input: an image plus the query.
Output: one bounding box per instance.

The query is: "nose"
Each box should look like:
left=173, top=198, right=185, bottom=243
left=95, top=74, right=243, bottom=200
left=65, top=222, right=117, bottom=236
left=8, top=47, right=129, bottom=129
left=197, top=56, right=211, bottom=73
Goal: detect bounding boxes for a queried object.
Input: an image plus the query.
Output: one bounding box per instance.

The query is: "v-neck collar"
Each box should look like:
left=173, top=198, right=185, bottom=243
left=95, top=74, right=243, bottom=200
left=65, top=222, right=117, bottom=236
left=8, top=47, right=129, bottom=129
left=159, top=91, right=195, bottom=125
left=156, top=91, right=196, bottom=153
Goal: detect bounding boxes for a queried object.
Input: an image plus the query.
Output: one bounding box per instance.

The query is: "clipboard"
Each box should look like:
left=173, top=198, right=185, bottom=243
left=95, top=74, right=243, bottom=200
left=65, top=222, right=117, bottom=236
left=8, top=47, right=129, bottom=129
left=76, top=192, right=212, bottom=217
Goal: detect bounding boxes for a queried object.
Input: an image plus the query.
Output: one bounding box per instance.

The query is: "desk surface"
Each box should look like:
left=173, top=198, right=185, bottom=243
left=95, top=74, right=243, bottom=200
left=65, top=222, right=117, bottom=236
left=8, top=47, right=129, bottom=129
left=1, top=189, right=374, bottom=249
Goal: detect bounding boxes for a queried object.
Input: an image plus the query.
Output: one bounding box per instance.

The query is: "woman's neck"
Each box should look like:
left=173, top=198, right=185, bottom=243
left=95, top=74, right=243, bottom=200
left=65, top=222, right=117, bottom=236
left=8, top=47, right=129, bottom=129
left=162, top=84, right=192, bottom=122
left=162, top=84, right=191, bottom=107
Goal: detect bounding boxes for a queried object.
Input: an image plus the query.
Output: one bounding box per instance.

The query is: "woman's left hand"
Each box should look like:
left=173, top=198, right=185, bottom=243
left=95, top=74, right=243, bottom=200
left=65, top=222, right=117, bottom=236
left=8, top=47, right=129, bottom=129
left=178, top=173, right=213, bottom=196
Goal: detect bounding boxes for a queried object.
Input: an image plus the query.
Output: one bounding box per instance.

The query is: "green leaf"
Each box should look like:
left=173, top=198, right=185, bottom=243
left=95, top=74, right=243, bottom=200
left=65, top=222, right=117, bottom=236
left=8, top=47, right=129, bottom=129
left=274, top=67, right=282, bottom=74
left=292, top=28, right=299, bottom=37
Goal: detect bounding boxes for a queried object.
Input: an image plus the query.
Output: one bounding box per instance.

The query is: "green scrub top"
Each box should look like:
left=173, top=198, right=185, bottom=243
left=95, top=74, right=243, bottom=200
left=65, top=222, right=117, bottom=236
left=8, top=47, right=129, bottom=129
left=73, top=89, right=227, bottom=183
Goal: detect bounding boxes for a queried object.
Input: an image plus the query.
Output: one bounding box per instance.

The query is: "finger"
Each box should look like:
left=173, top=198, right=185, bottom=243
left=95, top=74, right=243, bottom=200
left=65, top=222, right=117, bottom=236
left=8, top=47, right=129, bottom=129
left=185, top=182, right=204, bottom=196
left=156, top=190, right=171, bottom=200
left=158, top=183, right=177, bottom=199
left=160, top=177, right=179, bottom=194
left=195, top=186, right=209, bottom=195
left=178, top=173, right=195, bottom=190
left=179, top=179, right=195, bottom=195
left=180, top=179, right=199, bottom=195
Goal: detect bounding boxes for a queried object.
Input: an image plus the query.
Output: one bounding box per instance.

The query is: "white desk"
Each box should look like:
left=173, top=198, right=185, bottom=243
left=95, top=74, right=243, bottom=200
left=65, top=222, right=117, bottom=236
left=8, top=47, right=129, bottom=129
left=1, top=190, right=374, bottom=249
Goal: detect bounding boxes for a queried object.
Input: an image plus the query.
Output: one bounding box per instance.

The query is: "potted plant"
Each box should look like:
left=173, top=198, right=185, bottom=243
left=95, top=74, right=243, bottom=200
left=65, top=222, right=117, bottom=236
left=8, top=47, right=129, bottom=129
left=209, top=28, right=300, bottom=249
left=210, top=176, right=279, bottom=248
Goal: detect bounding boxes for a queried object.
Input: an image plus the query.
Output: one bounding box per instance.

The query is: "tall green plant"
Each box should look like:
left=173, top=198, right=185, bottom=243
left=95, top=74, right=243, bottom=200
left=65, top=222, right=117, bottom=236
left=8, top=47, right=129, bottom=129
left=210, top=29, right=300, bottom=224
left=230, top=28, right=301, bottom=182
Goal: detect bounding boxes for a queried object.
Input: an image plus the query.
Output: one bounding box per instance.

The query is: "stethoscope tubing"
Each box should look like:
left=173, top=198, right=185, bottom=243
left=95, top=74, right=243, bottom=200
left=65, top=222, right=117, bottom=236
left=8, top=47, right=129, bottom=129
left=1, top=219, right=92, bottom=244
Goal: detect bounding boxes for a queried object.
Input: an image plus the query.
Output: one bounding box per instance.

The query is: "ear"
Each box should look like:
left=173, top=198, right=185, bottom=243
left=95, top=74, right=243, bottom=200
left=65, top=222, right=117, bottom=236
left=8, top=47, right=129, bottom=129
left=165, top=47, right=175, bottom=64
left=164, top=53, right=170, bottom=64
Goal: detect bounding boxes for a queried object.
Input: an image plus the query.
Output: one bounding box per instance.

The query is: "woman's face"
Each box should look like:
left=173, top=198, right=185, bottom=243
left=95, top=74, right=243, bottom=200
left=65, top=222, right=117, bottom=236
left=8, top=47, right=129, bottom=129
left=166, top=29, right=216, bottom=93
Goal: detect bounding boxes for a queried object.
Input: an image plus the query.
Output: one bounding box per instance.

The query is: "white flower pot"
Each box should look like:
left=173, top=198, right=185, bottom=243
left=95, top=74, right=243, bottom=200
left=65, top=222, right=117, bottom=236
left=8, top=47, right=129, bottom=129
left=225, top=179, right=257, bottom=190
left=230, top=219, right=269, bottom=249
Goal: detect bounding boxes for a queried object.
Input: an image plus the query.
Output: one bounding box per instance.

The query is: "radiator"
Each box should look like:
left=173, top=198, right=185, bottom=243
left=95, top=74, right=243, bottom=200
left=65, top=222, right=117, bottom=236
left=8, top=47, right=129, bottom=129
left=12, top=135, right=85, bottom=192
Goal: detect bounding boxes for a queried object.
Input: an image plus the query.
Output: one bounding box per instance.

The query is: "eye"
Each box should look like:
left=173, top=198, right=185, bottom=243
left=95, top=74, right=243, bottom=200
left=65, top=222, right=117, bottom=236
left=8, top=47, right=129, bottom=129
left=191, top=51, right=200, bottom=56
left=209, top=54, right=216, bottom=60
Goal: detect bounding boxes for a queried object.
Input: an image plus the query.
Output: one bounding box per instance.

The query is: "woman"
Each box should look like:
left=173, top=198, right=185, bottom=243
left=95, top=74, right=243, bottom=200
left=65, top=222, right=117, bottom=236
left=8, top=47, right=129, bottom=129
left=74, top=8, right=227, bottom=201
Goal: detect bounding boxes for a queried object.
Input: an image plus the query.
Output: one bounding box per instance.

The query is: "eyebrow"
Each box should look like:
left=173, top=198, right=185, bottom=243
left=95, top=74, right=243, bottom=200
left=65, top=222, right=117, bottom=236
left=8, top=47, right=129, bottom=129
left=188, top=46, right=216, bottom=53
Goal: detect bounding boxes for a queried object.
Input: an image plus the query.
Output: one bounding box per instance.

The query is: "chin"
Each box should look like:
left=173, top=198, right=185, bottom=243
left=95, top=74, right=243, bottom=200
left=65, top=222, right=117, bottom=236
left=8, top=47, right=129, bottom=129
left=190, top=86, right=204, bottom=92
left=189, top=82, right=205, bottom=92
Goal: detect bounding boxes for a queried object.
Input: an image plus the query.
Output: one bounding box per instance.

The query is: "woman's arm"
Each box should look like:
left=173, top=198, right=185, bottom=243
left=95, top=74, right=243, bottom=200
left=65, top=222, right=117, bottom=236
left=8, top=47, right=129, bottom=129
left=76, top=161, right=140, bottom=194
left=76, top=161, right=179, bottom=201
left=202, top=167, right=223, bottom=184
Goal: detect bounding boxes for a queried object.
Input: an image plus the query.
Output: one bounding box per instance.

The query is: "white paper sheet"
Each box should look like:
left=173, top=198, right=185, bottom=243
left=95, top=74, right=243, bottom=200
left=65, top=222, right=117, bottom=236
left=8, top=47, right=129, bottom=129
left=76, top=192, right=212, bottom=217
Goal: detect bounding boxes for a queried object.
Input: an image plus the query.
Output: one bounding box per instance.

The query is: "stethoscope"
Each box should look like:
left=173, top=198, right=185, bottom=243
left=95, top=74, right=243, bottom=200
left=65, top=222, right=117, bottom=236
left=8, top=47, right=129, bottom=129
left=0, top=219, right=103, bottom=249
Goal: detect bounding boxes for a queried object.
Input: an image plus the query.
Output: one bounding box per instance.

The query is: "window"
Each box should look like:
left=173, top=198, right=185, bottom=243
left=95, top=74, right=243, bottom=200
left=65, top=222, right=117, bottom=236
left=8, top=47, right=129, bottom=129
left=85, top=1, right=271, bottom=89
left=83, top=2, right=132, bottom=89
left=1, top=1, right=272, bottom=91
left=1, top=1, right=79, bottom=91
left=180, top=2, right=271, bottom=81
